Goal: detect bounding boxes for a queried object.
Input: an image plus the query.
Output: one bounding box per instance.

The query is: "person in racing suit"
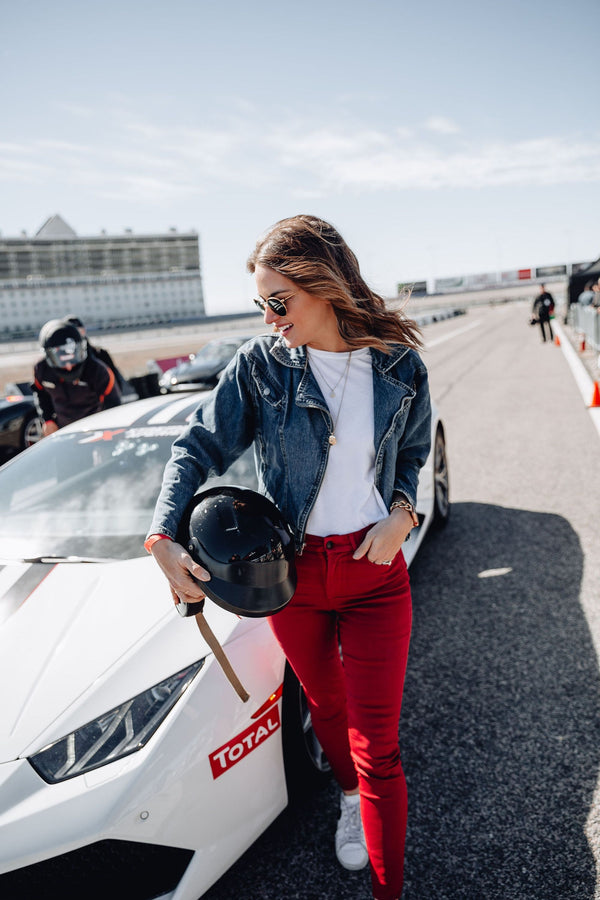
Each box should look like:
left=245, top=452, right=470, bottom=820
left=33, top=319, right=121, bottom=437
left=64, top=313, right=128, bottom=392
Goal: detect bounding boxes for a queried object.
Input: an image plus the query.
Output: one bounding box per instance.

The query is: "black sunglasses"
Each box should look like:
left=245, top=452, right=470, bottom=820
left=253, top=294, right=294, bottom=316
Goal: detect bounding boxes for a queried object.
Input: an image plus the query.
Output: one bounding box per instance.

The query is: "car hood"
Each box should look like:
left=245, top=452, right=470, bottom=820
left=0, top=396, right=32, bottom=414
left=0, top=556, right=249, bottom=761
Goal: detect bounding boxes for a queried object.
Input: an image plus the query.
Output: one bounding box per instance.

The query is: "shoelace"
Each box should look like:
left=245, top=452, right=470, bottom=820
left=339, top=801, right=363, bottom=843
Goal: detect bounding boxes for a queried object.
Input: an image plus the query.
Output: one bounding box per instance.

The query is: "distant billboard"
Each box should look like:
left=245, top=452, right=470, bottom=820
left=535, top=264, right=567, bottom=279
left=398, top=280, right=427, bottom=296
left=432, top=260, right=574, bottom=294
left=571, top=261, right=594, bottom=274
left=465, top=272, right=499, bottom=289
left=501, top=269, right=522, bottom=283
left=434, top=276, right=468, bottom=292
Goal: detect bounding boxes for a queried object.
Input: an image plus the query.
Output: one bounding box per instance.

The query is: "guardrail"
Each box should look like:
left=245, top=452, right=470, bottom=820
left=569, top=305, right=600, bottom=351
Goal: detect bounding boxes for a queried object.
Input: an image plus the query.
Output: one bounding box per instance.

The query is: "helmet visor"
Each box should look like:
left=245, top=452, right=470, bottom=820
left=46, top=339, right=86, bottom=369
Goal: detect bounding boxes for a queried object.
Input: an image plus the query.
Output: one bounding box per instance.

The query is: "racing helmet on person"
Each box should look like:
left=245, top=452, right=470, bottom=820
left=177, top=486, right=297, bottom=618
left=39, top=319, right=88, bottom=382
left=64, top=313, right=85, bottom=336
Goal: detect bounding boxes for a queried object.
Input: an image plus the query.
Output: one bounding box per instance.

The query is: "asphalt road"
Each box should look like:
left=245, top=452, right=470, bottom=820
left=199, top=302, right=600, bottom=900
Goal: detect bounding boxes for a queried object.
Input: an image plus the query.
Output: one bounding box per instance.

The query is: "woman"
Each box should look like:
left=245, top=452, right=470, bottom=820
left=145, top=215, right=431, bottom=899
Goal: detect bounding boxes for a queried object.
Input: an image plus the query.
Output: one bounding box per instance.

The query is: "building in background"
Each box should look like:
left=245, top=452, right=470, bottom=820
left=0, top=215, right=205, bottom=338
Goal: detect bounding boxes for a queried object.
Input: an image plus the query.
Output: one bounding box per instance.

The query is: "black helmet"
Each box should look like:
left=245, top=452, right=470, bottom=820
left=176, top=486, right=297, bottom=618
left=40, top=319, right=87, bottom=379
left=64, top=313, right=85, bottom=331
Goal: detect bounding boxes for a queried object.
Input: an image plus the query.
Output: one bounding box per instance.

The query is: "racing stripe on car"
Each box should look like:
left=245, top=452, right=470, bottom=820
left=119, top=401, right=178, bottom=427
left=0, top=563, right=56, bottom=626
left=126, top=395, right=201, bottom=427
left=148, top=395, right=202, bottom=424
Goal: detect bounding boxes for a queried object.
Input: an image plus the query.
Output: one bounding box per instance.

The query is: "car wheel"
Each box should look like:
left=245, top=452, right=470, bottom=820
left=21, top=411, right=44, bottom=449
left=432, top=425, right=450, bottom=527
left=282, top=663, right=331, bottom=799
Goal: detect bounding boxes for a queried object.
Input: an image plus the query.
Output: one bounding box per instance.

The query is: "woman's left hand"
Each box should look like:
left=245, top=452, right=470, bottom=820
left=352, top=508, right=414, bottom=566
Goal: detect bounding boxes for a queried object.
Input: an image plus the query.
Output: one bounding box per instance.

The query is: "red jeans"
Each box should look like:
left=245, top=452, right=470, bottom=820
left=269, top=527, right=412, bottom=900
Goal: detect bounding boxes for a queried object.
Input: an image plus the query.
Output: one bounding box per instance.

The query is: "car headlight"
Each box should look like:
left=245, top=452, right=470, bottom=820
left=29, top=659, right=205, bottom=783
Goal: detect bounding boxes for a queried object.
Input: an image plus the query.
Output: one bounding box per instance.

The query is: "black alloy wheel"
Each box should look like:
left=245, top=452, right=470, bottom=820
left=432, top=425, right=450, bottom=527
left=281, top=663, right=331, bottom=799
left=22, top=411, right=44, bottom=449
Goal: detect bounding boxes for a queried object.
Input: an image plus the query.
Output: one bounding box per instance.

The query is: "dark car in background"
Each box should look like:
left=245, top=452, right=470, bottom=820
left=158, top=336, right=253, bottom=394
left=0, top=385, right=43, bottom=462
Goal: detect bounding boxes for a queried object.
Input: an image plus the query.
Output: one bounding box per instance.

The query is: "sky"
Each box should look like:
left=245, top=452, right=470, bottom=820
left=2, top=0, right=600, bottom=315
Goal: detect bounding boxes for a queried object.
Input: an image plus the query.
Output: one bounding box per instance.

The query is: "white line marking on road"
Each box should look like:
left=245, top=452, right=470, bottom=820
left=425, top=320, right=482, bottom=349
left=478, top=567, right=513, bottom=578
left=553, top=321, right=600, bottom=442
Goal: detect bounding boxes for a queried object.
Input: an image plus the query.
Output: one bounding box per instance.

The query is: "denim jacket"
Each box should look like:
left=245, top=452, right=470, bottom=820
left=149, top=334, right=431, bottom=551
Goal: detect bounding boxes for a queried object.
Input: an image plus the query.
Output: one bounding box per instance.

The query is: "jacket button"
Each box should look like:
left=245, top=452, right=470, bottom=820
left=325, top=541, right=334, bottom=549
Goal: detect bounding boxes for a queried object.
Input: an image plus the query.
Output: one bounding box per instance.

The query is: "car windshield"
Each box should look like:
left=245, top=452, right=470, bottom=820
left=192, top=341, right=241, bottom=365
left=0, top=424, right=257, bottom=561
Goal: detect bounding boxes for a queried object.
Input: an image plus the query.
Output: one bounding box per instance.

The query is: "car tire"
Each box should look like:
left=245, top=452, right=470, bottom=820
left=432, top=425, right=450, bottom=528
left=21, top=410, right=44, bottom=449
left=282, top=663, right=331, bottom=799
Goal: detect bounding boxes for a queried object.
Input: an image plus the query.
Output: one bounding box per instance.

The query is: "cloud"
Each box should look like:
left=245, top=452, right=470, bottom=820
left=424, top=116, right=461, bottom=135
left=259, top=122, right=600, bottom=190
left=54, top=102, right=96, bottom=119
left=1, top=109, right=599, bottom=202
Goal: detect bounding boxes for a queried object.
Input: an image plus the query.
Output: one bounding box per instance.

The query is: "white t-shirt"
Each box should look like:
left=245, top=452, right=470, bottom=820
left=305, top=346, right=388, bottom=537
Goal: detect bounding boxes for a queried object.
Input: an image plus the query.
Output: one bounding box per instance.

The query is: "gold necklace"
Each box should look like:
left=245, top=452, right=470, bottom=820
left=308, top=351, right=352, bottom=445
left=307, top=350, right=352, bottom=398
left=328, top=353, right=352, bottom=444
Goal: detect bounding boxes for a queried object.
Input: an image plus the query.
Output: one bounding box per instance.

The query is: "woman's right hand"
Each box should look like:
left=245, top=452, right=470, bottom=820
left=149, top=539, right=211, bottom=607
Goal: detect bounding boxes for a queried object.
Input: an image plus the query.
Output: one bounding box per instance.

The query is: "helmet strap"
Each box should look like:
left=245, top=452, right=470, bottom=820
left=193, top=610, right=250, bottom=703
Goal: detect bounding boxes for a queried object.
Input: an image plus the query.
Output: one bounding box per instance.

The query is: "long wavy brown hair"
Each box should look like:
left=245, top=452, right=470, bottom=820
left=247, top=214, right=423, bottom=352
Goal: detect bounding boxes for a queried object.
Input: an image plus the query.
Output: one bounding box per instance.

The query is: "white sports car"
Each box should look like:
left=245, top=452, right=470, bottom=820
left=0, top=391, right=449, bottom=899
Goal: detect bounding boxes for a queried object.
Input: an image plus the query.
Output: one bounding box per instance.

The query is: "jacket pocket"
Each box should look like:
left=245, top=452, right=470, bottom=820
left=251, top=365, right=287, bottom=411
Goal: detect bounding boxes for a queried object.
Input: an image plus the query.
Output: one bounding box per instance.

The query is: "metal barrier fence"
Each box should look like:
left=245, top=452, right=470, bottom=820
left=569, top=304, right=600, bottom=350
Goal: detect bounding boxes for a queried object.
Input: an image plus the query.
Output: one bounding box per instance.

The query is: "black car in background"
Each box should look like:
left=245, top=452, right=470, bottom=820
left=158, top=336, right=253, bottom=394
left=0, top=385, right=43, bottom=462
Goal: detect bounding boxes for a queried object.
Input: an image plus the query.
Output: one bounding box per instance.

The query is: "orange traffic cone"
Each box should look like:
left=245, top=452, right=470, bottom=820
left=554, top=334, right=561, bottom=346
left=579, top=335, right=586, bottom=352
left=590, top=382, right=600, bottom=408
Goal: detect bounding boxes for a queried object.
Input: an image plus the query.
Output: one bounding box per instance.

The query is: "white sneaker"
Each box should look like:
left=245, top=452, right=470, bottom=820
left=335, top=792, right=369, bottom=870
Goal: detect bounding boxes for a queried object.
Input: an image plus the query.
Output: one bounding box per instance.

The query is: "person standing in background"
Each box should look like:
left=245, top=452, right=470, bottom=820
left=532, top=284, right=555, bottom=343
left=577, top=281, right=595, bottom=306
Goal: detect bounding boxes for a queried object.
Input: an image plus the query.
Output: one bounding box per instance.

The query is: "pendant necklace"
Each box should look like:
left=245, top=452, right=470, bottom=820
left=307, top=349, right=351, bottom=398
left=307, top=350, right=352, bottom=446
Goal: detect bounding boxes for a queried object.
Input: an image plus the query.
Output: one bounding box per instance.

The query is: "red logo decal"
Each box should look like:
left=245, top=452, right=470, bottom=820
left=79, top=429, right=126, bottom=444
left=209, top=706, right=281, bottom=779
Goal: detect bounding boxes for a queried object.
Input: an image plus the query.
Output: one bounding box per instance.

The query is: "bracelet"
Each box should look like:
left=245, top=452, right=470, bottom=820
left=144, top=533, right=173, bottom=554
left=390, top=499, right=419, bottom=528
